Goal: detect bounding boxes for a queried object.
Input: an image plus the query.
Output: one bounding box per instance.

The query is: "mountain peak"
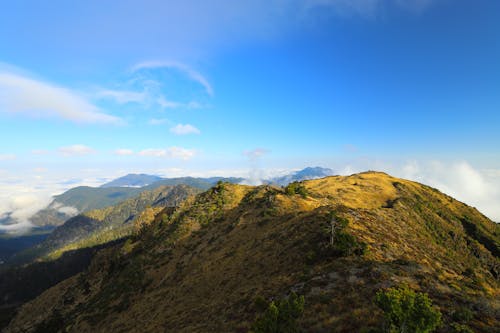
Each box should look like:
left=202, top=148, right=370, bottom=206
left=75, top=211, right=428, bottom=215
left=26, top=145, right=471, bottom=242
left=271, top=166, right=335, bottom=185
left=100, top=174, right=163, bottom=188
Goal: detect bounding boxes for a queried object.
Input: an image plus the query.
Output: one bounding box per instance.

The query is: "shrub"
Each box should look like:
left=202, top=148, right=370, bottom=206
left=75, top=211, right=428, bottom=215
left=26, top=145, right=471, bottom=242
left=375, top=285, right=442, bottom=333
left=252, top=293, right=305, bottom=333
left=326, top=212, right=367, bottom=257
left=451, top=323, right=474, bottom=333
left=285, top=182, right=308, bottom=198
left=333, top=232, right=367, bottom=256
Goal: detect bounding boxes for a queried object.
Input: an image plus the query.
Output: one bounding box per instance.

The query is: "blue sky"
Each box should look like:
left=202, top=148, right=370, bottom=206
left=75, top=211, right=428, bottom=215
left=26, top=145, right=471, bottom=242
left=0, top=0, right=499, bottom=227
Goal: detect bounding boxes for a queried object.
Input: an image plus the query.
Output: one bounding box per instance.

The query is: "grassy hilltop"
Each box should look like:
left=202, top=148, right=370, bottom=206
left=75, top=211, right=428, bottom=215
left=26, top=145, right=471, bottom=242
left=4, top=172, right=499, bottom=332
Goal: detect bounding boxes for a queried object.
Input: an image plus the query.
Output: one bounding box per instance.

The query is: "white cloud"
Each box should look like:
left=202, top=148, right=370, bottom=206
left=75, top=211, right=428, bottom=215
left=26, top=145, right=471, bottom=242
left=0, top=171, right=112, bottom=234
left=149, top=118, right=171, bottom=125
left=58, top=144, right=95, bottom=157
left=138, top=147, right=196, bottom=160
left=170, top=124, right=201, bottom=135
left=391, top=160, right=500, bottom=221
left=96, top=89, right=146, bottom=104
left=0, top=154, right=16, bottom=161
left=157, top=96, right=183, bottom=109
left=156, top=97, right=206, bottom=110
left=56, top=205, right=79, bottom=216
left=0, top=192, right=53, bottom=233
left=0, top=70, right=122, bottom=124
left=132, top=61, right=214, bottom=96
left=114, top=148, right=134, bottom=156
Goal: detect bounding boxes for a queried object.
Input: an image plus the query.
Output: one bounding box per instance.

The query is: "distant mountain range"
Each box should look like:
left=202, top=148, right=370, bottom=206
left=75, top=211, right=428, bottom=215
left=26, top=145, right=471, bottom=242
left=29, top=167, right=332, bottom=228
left=30, top=176, right=246, bottom=228
left=0, top=167, right=334, bottom=259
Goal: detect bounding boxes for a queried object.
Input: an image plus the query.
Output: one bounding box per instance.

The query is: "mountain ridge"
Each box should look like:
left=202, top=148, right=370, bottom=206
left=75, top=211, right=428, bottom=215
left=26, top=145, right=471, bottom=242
left=4, top=172, right=499, bottom=332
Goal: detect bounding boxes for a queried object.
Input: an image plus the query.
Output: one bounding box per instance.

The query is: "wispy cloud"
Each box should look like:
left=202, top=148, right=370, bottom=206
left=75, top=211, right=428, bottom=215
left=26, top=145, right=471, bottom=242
left=138, top=147, right=196, bottom=160
left=0, top=70, right=122, bottom=125
left=157, top=96, right=183, bottom=109
left=58, top=144, right=95, bottom=157
left=132, top=61, right=214, bottom=97
left=96, top=89, right=147, bottom=104
left=149, top=118, right=171, bottom=125
left=170, top=124, right=201, bottom=135
left=114, top=148, right=134, bottom=156
left=0, top=154, right=16, bottom=161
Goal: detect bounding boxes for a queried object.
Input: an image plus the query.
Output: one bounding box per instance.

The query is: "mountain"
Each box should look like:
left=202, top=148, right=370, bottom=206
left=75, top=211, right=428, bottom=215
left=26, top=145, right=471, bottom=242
left=30, top=186, right=145, bottom=228
left=270, top=166, right=335, bottom=186
left=9, top=184, right=200, bottom=265
left=100, top=174, right=163, bottom=188
left=4, top=172, right=499, bottom=332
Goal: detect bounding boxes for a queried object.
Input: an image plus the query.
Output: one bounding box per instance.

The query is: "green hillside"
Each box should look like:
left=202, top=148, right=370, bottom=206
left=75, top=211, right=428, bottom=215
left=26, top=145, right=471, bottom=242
left=10, top=185, right=200, bottom=265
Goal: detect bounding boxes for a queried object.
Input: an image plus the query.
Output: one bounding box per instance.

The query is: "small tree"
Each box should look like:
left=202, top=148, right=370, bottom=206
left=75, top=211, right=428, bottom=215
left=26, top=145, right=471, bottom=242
left=375, top=285, right=441, bottom=333
left=252, top=293, right=305, bottom=333
left=284, top=182, right=308, bottom=198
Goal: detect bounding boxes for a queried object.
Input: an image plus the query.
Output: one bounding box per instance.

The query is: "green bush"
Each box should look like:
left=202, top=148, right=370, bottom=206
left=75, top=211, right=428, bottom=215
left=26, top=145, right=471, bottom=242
left=451, top=323, right=474, bottom=333
left=375, top=285, right=442, bottom=333
left=333, top=232, right=367, bottom=256
left=285, top=182, right=308, bottom=198
left=252, top=293, right=305, bottom=333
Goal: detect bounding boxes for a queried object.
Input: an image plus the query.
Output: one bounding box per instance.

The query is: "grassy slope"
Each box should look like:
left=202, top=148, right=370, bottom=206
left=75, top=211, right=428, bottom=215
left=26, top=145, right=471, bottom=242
left=5, top=172, right=499, bottom=333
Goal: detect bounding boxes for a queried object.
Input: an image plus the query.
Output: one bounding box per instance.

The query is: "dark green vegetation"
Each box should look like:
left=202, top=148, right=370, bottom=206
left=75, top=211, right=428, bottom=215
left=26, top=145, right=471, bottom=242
left=284, top=182, right=308, bottom=198
left=28, top=186, right=145, bottom=228
left=252, top=293, right=305, bottom=333
left=0, top=240, right=123, bottom=330
left=375, top=285, right=442, bottom=333
left=0, top=229, right=52, bottom=263
left=2, top=173, right=499, bottom=332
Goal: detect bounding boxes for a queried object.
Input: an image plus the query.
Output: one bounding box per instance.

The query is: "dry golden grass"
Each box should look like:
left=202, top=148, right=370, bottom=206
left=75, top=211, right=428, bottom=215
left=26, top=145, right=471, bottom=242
left=6, top=172, right=499, bottom=333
